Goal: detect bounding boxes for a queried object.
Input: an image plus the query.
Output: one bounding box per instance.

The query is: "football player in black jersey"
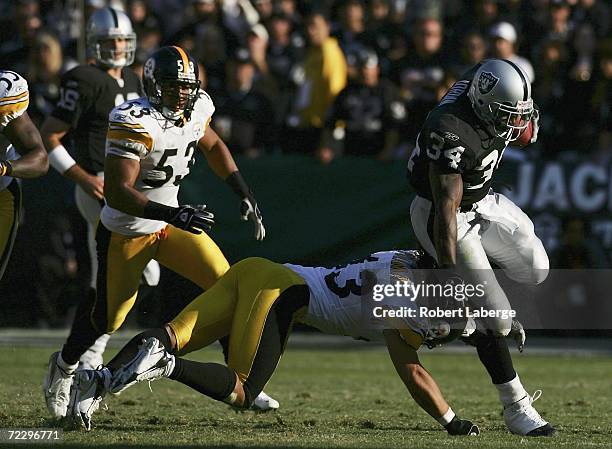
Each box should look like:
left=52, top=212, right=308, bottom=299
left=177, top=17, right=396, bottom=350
left=40, top=7, right=151, bottom=383
left=407, top=59, right=555, bottom=436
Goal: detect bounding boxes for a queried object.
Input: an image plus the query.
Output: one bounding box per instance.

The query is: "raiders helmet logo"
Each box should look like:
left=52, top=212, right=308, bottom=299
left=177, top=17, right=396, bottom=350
left=478, top=71, right=499, bottom=95
left=143, top=57, right=155, bottom=79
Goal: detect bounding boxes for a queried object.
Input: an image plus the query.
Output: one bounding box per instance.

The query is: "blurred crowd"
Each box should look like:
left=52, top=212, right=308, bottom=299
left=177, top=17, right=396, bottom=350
left=0, top=0, right=610, bottom=162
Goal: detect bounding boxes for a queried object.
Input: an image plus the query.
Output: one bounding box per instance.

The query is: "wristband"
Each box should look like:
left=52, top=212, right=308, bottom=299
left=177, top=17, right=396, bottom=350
left=225, top=171, right=252, bottom=200
left=143, top=201, right=176, bottom=222
left=437, top=407, right=456, bottom=426
left=49, top=144, right=76, bottom=174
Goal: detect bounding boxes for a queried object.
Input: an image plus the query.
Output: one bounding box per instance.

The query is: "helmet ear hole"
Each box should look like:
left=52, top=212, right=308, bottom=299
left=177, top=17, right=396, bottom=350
left=478, top=99, right=484, bottom=105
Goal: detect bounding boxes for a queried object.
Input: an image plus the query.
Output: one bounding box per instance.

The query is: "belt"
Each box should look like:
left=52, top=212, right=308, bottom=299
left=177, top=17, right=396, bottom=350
left=459, top=203, right=476, bottom=213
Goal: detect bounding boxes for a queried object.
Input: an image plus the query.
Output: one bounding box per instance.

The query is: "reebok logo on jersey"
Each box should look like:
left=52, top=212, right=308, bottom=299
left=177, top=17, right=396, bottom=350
left=444, top=132, right=459, bottom=141
left=478, top=71, right=499, bottom=95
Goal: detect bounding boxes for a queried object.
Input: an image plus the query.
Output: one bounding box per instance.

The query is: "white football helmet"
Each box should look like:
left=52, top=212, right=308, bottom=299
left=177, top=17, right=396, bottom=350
left=468, top=58, right=534, bottom=141
left=86, top=7, right=136, bottom=68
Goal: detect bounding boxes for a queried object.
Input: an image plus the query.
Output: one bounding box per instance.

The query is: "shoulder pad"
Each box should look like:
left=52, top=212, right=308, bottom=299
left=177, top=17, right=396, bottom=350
left=0, top=70, right=29, bottom=129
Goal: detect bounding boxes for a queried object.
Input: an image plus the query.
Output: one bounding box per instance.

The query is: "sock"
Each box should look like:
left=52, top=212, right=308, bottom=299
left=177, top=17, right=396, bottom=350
left=106, top=328, right=172, bottom=373
left=57, top=352, right=78, bottom=375
left=474, top=333, right=516, bottom=384
left=496, top=374, right=528, bottom=407
left=169, top=358, right=236, bottom=402
left=88, top=333, right=110, bottom=354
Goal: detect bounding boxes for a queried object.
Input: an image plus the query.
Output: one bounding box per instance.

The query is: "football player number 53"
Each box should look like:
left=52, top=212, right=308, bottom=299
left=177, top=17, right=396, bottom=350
left=143, top=140, right=197, bottom=188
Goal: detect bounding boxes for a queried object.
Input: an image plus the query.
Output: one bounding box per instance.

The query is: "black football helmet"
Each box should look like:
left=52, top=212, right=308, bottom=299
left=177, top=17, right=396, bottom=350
left=143, top=46, right=200, bottom=123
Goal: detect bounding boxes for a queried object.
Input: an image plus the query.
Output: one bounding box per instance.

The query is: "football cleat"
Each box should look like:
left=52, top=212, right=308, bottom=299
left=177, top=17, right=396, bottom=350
left=68, top=368, right=110, bottom=431
left=252, top=391, right=280, bottom=411
left=503, top=390, right=557, bottom=436
left=42, top=352, right=75, bottom=419
left=78, top=349, right=104, bottom=372
left=109, top=337, right=174, bottom=395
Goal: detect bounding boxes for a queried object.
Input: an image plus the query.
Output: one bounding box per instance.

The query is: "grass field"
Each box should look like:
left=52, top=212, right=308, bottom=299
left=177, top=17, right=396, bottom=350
left=1, top=344, right=611, bottom=449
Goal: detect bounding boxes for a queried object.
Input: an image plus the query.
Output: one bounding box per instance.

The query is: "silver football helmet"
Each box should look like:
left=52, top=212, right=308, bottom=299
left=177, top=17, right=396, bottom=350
left=468, top=59, right=534, bottom=141
left=86, top=7, right=136, bottom=68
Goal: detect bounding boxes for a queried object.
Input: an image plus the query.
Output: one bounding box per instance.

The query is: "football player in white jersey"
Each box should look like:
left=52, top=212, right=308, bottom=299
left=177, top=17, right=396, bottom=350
left=0, top=70, right=48, bottom=280
left=68, top=250, right=484, bottom=435
left=43, top=46, right=270, bottom=421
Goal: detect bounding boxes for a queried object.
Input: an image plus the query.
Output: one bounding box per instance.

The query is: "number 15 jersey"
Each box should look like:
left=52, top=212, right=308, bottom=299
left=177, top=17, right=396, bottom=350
left=101, top=90, right=214, bottom=236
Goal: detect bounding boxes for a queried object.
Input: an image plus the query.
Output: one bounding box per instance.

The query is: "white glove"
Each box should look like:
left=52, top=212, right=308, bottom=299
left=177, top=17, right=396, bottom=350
left=510, top=319, right=526, bottom=352
left=530, top=109, right=540, bottom=144
left=240, top=197, right=266, bottom=241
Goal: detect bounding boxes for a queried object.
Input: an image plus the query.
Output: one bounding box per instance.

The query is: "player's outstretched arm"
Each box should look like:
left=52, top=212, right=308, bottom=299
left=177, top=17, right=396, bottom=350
left=40, top=116, right=104, bottom=200
left=429, top=164, right=463, bottom=268
left=1, top=111, right=48, bottom=178
left=105, top=155, right=214, bottom=235
left=383, top=329, right=479, bottom=435
left=198, top=126, right=265, bottom=240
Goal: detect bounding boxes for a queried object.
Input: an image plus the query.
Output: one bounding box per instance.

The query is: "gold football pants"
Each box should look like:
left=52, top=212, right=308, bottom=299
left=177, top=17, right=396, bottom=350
left=169, top=257, right=308, bottom=384
left=93, top=223, right=230, bottom=334
left=0, top=179, right=21, bottom=281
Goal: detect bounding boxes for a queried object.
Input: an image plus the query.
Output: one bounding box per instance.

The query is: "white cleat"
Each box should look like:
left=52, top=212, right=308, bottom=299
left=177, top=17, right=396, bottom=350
left=68, top=369, right=110, bottom=431
left=42, top=352, right=74, bottom=419
left=109, top=337, right=174, bottom=395
left=252, top=391, right=280, bottom=411
left=504, top=390, right=557, bottom=436
left=78, top=349, right=104, bottom=371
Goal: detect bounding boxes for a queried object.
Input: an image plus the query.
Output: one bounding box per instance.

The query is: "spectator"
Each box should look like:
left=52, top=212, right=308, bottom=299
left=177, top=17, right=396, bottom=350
left=391, top=17, right=446, bottom=147
left=128, top=0, right=162, bottom=51
left=551, top=217, right=610, bottom=268
left=548, top=0, right=574, bottom=44
left=589, top=39, right=612, bottom=162
left=212, top=49, right=276, bottom=158
left=572, top=0, right=610, bottom=39
left=332, top=0, right=367, bottom=80
left=451, top=31, right=487, bottom=75
left=489, top=21, right=535, bottom=82
left=318, top=49, right=405, bottom=162
left=556, top=24, right=599, bottom=151
left=281, top=11, right=347, bottom=155
left=254, top=0, right=275, bottom=25
left=26, top=32, right=72, bottom=126
left=266, top=11, right=305, bottom=87
left=0, top=12, right=42, bottom=74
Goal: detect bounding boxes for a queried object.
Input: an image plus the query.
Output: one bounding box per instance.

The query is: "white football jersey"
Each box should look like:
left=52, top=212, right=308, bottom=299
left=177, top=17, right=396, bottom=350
left=286, top=250, right=428, bottom=346
left=101, top=90, right=215, bottom=235
left=0, top=70, right=28, bottom=192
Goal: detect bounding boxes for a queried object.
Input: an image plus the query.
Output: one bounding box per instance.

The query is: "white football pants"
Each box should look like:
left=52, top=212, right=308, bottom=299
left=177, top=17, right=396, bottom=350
left=410, top=191, right=549, bottom=335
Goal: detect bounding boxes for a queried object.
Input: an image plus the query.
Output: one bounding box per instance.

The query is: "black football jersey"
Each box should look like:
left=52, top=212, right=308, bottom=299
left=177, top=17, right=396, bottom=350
left=51, top=64, right=142, bottom=173
left=407, top=64, right=509, bottom=206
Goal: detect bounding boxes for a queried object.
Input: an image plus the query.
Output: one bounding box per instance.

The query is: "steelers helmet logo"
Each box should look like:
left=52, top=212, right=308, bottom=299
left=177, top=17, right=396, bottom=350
left=478, top=71, right=499, bottom=95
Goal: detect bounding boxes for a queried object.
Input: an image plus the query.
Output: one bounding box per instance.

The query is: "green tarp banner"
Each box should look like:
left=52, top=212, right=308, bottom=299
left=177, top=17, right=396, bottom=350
left=181, top=155, right=417, bottom=266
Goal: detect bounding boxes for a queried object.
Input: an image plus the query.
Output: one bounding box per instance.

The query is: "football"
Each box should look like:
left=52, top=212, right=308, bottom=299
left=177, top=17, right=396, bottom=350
left=514, top=120, right=534, bottom=147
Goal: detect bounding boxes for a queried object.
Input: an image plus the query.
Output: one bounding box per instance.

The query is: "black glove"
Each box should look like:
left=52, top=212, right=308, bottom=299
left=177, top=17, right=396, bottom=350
left=168, top=204, right=215, bottom=234
left=444, top=416, right=480, bottom=436
left=144, top=201, right=215, bottom=235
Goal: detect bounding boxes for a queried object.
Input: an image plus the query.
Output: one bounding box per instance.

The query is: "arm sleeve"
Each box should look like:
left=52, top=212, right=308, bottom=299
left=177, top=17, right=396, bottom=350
left=0, top=71, right=29, bottom=130
left=106, top=103, right=154, bottom=160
